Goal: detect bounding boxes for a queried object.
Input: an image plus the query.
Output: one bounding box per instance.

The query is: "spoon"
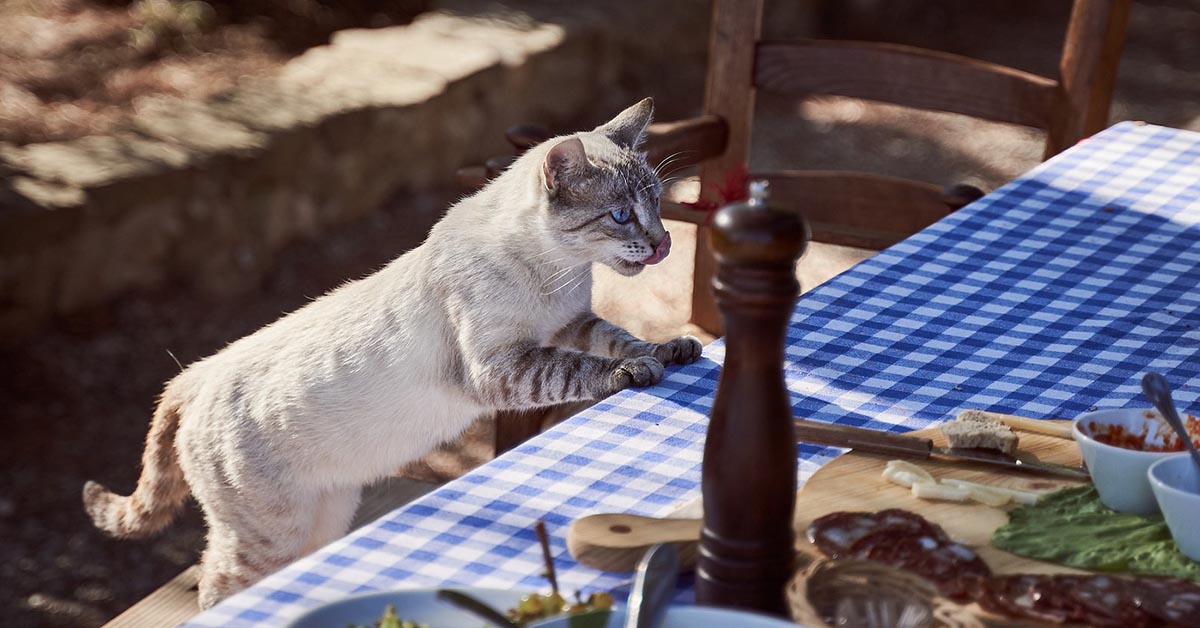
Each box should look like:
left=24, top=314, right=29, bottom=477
left=1141, top=372, right=1200, bottom=474
left=625, top=543, right=680, bottom=628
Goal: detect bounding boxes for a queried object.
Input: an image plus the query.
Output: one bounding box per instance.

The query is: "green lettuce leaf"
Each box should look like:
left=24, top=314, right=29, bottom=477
left=992, top=486, right=1200, bottom=581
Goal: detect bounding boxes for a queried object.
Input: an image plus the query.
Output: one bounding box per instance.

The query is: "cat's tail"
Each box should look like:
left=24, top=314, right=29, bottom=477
left=83, top=393, right=189, bottom=538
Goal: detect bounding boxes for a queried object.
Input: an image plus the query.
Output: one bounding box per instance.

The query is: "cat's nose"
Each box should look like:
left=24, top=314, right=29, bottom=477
left=642, top=232, right=671, bottom=265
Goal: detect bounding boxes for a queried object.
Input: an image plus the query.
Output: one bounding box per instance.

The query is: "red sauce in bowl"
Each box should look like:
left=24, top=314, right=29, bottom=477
left=1087, top=414, right=1200, bottom=452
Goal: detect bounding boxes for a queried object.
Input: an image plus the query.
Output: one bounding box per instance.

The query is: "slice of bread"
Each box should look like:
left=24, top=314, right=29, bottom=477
left=957, top=409, right=1003, bottom=425
left=941, top=417, right=1019, bottom=456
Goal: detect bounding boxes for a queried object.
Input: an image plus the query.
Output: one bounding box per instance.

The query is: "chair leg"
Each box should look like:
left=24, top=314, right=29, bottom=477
left=493, top=408, right=548, bottom=455
left=942, top=183, right=987, bottom=210
left=690, top=225, right=723, bottom=336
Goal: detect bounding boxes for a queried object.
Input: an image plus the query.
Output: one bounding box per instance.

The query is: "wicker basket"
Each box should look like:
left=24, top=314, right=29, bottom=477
left=787, top=557, right=985, bottom=628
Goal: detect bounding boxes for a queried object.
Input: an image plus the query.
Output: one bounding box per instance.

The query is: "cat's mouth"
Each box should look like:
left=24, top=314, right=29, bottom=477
left=613, top=259, right=646, bottom=275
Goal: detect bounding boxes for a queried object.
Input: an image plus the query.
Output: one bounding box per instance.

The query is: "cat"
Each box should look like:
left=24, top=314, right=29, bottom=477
left=82, top=98, right=702, bottom=608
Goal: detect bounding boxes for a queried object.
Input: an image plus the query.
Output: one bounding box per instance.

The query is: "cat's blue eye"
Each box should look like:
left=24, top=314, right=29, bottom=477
left=611, top=207, right=632, bottom=224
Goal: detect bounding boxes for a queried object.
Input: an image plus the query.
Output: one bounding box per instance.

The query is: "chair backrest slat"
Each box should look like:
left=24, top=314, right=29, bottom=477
left=759, top=171, right=953, bottom=249
left=755, top=40, right=1058, bottom=129
left=644, top=115, right=728, bottom=170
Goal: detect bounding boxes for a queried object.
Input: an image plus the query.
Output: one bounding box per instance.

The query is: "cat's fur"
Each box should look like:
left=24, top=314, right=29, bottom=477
left=82, top=98, right=702, bottom=608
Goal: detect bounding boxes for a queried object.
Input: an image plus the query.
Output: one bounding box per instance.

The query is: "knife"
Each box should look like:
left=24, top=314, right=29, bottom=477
left=793, top=418, right=1090, bottom=480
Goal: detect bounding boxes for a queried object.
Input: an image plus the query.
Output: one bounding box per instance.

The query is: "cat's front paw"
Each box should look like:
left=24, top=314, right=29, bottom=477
left=609, top=356, right=665, bottom=391
left=653, top=336, right=703, bottom=366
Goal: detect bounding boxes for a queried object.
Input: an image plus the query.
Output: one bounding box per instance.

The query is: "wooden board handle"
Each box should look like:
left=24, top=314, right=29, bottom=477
left=793, top=418, right=934, bottom=459
left=567, top=513, right=701, bottom=574
left=957, top=410, right=1075, bottom=440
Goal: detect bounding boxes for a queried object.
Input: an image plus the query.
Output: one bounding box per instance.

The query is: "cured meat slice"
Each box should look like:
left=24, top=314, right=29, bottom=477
left=806, top=508, right=945, bottom=559
left=806, top=512, right=884, bottom=558
left=1135, top=576, right=1200, bottom=625
left=847, top=529, right=991, bottom=602
left=1070, top=575, right=1150, bottom=626
left=977, top=575, right=1075, bottom=624
left=980, top=574, right=1200, bottom=627
left=873, top=509, right=950, bottom=540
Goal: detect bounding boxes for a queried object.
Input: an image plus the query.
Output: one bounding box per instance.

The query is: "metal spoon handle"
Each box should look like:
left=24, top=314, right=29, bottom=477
left=1141, top=373, right=1200, bottom=470
left=625, top=543, right=680, bottom=628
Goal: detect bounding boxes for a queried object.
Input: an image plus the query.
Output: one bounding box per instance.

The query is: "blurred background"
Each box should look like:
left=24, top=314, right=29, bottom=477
left=1, top=0, right=1197, bottom=626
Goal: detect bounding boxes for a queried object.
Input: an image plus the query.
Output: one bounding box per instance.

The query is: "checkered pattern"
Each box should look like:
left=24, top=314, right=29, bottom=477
left=184, top=122, right=1200, bottom=627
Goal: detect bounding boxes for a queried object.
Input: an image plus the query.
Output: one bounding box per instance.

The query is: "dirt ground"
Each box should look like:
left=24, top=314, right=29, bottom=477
left=0, top=0, right=426, bottom=144
left=2, top=1, right=1199, bottom=627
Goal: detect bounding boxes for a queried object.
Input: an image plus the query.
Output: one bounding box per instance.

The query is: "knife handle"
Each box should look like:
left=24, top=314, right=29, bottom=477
left=793, top=418, right=933, bottom=459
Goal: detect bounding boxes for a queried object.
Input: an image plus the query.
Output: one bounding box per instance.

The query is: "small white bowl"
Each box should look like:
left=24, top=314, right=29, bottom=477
left=1149, top=454, right=1200, bottom=562
left=1074, top=408, right=1181, bottom=514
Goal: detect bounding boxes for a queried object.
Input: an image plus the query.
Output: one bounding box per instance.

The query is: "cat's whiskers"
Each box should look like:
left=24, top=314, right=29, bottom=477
left=658, top=175, right=685, bottom=188
left=636, top=154, right=685, bottom=193
left=564, top=272, right=590, bottom=299
left=651, top=157, right=675, bottom=179
left=652, top=151, right=694, bottom=178
left=542, top=266, right=588, bottom=297
left=531, top=245, right=563, bottom=258
left=540, top=264, right=577, bottom=287
left=659, top=161, right=694, bottom=180
left=640, top=173, right=689, bottom=198
left=637, top=164, right=693, bottom=196
left=648, top=163, right=694, bottom=190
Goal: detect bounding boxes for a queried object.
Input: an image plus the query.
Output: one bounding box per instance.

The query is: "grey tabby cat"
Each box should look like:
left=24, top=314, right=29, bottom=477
left=83, top=98, right=702, bottom=608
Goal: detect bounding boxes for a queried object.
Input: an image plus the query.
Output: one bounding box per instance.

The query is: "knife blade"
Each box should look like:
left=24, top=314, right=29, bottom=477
left=793, top=418, right=1090, bottom=481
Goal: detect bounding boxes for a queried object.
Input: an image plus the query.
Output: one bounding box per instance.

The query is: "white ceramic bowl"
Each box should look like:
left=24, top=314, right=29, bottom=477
left=1148, top=454, right=1200, bottom=562
left=1074, top=408, right=1181, bottom=514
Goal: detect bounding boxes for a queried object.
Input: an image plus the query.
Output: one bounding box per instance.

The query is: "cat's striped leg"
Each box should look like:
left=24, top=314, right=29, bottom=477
left=188, top=458, right=323, bottom=608
left=195, top=486, right=323, bottom=608
left=469, top=342, right=662, bottom=410
left=552, top=312, right=703, bottom=366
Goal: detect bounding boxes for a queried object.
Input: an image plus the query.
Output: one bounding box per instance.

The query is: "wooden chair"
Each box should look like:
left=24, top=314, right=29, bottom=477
left=674, top=0, right=1131, bottom=334
left=462, top=0, right=1131, bottom=337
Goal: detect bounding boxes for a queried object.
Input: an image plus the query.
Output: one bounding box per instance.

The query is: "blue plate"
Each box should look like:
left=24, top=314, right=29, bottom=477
left=536, top=606, right=803, bottom=628
left=285, top=587, right=803, bottom=628
left=285, top=588, right=525, bottom=628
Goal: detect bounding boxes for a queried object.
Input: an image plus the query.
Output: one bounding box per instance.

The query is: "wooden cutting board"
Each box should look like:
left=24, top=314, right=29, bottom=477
left=793, top=420, right=1088, bottom=575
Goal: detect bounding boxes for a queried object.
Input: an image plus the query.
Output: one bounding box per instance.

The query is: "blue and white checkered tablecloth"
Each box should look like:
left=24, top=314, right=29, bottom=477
left=185, top=121, right=1200, bottom=627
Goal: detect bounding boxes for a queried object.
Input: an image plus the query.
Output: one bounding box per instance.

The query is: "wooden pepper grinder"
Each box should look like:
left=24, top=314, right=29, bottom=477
left=696, top=180, right=807, bottom=615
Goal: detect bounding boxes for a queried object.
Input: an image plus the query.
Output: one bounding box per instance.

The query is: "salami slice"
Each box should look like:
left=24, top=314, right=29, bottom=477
left=847, top=529, right=991, bottom=602
left=806, top=512, right=885, bottom=558
left=980, top=574, right=1200, bottom=627
left=1135, top=576, right=1200, bottom=625
left=806, top=508, right=946, bottom=559
left=977, top=575, right=1076, bottom=625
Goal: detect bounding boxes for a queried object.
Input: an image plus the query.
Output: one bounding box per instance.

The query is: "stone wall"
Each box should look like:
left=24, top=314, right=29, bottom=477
left=0, top=0, right=718, bottom=338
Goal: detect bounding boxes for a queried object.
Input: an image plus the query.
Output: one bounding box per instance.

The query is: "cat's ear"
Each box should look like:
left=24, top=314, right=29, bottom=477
left=542, top=138, right=588, bottom=193
left=597, top=98, right=654, bottom=149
